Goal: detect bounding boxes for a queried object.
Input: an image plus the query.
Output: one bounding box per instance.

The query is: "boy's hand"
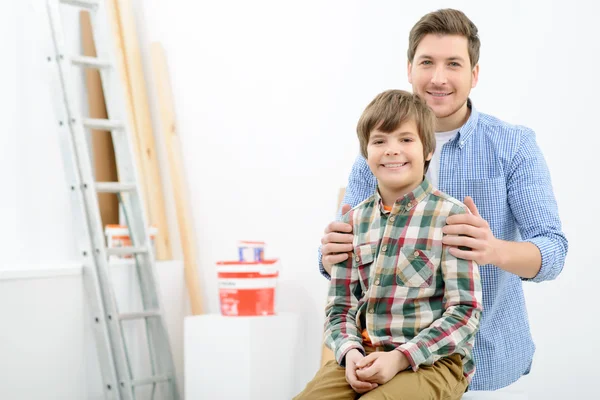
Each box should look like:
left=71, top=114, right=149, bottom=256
left=321, top=204, right=354, bottom=274
left=344, top=349, right=379, bottom=394
left=355, top=350, right=410, bottom=385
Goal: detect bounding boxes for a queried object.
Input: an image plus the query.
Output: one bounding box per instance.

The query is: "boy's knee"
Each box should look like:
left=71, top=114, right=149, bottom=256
left=358, top=390, right=379, bottom=400
left=359, top=387, right=401, bottom=400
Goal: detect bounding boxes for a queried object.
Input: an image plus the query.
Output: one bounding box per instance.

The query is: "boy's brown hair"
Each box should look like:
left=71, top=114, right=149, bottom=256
left=357, top=90, right=436, bottom=172
left=408, top=8, right=480, bottom=68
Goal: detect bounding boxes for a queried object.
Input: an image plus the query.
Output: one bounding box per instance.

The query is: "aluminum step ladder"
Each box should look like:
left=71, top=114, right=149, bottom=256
left=44, top=0, right=180, bottom=398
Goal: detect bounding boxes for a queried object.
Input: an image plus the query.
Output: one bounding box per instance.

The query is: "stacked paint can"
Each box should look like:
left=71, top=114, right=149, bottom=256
left=216, top=241, right=279, bottom=317
left=237, top=240, right=265, bottom=262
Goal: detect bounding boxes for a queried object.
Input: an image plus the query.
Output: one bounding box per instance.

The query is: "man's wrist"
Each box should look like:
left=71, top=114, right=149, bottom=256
left=319, top=261, right=331, bottom=279
left=491, top=238, right=507, bottom=267
left=491, top=239, right=543, bottom=279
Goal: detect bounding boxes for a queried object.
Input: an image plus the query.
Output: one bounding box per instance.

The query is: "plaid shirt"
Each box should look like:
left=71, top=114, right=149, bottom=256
left=324, top=178, right=483, bottom=382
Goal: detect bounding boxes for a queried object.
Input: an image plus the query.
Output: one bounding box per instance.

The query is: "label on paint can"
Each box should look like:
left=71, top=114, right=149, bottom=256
left=216, top=259, right=279, bottom=316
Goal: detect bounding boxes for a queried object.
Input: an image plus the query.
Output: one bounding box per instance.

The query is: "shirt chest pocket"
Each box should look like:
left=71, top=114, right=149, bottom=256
left=396, top=247, right=436, bottom=288
left=461, top=176, right=506, bottom=221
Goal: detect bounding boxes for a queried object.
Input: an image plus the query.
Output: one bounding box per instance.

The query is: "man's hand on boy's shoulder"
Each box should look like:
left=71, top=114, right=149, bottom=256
left=355, top=350, right=410, bottom=385
left=321, top=204, right=355, bottom=274
left=442, top=195, right=501, bottom=266
left=344, top=349, right=379, bottom=394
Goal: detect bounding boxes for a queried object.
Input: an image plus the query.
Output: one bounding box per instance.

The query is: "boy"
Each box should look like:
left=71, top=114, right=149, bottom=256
left=295, top=90, right=483, bottom=399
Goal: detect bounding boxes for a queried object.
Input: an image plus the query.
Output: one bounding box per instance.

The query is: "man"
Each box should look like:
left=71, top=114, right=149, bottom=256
left=318, top=8, right=568, bottom=391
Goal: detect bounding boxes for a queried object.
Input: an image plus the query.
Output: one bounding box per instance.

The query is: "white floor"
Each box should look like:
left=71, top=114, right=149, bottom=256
left=463, top=391, right=528, bottom=400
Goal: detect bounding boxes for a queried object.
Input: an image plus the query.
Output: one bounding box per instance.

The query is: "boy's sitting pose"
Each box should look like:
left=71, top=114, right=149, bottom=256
left=294, top=90, right=483, bottom=400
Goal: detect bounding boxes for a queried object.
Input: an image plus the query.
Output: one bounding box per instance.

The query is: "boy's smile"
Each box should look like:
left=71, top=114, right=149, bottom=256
left=380, top=162, right=409, bottom=170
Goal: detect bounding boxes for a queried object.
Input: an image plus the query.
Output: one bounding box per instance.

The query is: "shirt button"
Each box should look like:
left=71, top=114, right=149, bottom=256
left=382, top=245, right=387, bottom=252
left=414, top=251, right=419, bottom=256
left=375, top=279, right=380, bottom=285
left=407, top=202, right=412, bottom=207
left=369, top=308, right=375, bottom=313
left=390, top=216, right=396, bottom=222
left=355, top=256, right=360, bottom=262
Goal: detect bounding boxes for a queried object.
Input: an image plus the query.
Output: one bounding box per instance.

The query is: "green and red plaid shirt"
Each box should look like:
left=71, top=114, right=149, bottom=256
left=324, top=177, right=483, bottom=382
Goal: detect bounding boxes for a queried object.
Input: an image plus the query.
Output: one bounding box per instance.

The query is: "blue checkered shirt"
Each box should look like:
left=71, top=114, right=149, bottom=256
left=318, top=101, right=568, bottom=391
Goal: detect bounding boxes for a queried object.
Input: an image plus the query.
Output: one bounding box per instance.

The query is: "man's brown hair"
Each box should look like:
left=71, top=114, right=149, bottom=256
left=408, top=8, right=480, bottom=68
left=357, top=90, right=436, bottom=172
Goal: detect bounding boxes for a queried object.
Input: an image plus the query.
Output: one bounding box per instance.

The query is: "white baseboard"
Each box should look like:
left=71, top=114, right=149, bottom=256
left=0, top=263, right=83, bottom=280
left=0, top=260, right=182, bottom=281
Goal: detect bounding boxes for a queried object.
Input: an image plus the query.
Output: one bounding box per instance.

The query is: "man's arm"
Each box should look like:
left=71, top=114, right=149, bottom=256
left=442, top=130, right=568, bottom=281
left=318, top=155, right=376, bottom=278
left=504, top=129, right=568, bottom=282
left=492, top=240, right=542, bottom=279
left=398, top=206, right=483, bottom=371
left=444, top=197, right=543, bottom=279
left=323, top=211, right=365, bottom=365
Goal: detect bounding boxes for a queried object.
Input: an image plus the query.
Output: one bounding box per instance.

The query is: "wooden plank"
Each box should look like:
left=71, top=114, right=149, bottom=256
left=150, top=42, right=204, bottom=315
left=320, top=187, right=346, bottom=367
left=80, top=11, right=119, bottom=227
left=113, top=0, right=172, bottom=260
left=105, top=0, right=148, bottom=226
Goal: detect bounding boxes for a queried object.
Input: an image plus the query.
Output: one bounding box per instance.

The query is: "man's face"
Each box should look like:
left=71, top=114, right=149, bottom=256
left=408, top=34, right=479, bottom=121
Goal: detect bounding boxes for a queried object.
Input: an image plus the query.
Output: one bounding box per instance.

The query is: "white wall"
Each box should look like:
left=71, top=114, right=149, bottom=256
left=7, top=0, right=600, bottom=399
left=4, top=2, right=188, bottom=399
left=0, top=260, right=187, bottom=400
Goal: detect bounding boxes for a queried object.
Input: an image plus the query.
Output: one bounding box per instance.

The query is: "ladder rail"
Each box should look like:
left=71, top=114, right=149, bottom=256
left=88, top=0, right=164, bottom=325
left=84, top=4, right=141, bottom=390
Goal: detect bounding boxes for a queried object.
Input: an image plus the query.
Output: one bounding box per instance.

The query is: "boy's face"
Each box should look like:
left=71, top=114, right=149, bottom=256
left=366, top=119, right=432, bottom=199
left=407, top=34, right=479, bottom=121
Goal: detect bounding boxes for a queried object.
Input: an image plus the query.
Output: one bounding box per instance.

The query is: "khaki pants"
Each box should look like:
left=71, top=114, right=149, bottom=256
left=293, top=353, right=468, bottom=400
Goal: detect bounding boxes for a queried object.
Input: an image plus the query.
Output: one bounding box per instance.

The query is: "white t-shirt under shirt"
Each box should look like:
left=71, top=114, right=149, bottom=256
left=425, top=128, right=460, bottom=189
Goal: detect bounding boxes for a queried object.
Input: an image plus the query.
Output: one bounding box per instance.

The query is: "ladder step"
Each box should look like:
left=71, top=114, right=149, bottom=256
left=106, top=246, right=147, bottom=257
left=131, top=375, right=171, bottom=386
left=82, top=117, right=124, bottom=131
left=119, top=310, right=161, bottom=321
left=95, top=182, right=136, bottom=193
left=71, top=55, right=111, bottom=69
left=60, top=0, right=99, bottom=8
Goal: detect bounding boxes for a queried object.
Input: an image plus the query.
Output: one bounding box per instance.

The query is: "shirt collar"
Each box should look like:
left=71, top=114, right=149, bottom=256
left=454, top=98, right=480, bottom=149
left=375, top=177, right=433, bottom=214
